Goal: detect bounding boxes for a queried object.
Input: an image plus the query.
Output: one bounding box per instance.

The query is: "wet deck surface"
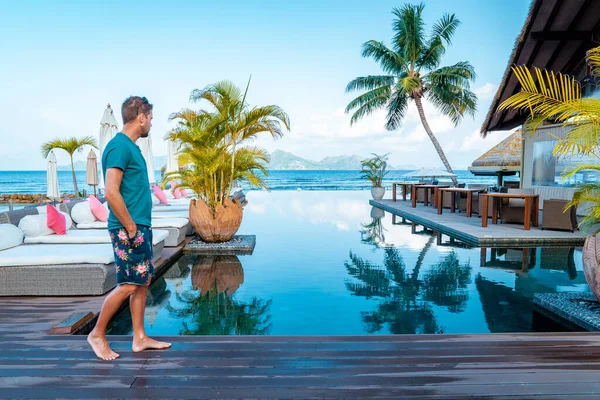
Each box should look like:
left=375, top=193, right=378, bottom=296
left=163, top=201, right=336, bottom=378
left=371, top=199, right=584, bottom=247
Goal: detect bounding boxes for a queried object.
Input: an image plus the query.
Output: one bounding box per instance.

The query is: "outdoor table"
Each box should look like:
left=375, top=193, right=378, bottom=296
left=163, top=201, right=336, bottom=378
left=480, top=193, right=539, bottom=230
left=437, top=188, right=484, bottom=217
left=392, top=182, right=414, bottom=202
left=411, top=184, right=450, bottom=208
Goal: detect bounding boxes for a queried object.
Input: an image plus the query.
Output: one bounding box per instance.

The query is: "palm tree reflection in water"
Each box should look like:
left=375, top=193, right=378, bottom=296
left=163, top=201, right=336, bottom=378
left=345, top=239, right=471, bottom=334
left=167, top=255, right=272, bottom=335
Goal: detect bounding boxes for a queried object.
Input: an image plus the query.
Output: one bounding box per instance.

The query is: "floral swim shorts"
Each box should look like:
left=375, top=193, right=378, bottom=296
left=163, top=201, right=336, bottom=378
left=109, top=225, right=154, bottom=286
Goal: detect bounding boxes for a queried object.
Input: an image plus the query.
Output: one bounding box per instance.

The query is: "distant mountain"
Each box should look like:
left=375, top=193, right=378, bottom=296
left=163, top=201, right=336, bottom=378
left=267, top=150, right=414, bottom=170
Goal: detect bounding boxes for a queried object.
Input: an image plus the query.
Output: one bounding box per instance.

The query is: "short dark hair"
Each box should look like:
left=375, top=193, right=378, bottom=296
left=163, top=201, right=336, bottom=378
left=121, top=96, right=153, bottom=124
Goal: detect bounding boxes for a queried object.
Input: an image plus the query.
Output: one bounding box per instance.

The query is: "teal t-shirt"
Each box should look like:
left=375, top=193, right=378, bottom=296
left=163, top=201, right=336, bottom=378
left=102, top=132, right=152, bottom=230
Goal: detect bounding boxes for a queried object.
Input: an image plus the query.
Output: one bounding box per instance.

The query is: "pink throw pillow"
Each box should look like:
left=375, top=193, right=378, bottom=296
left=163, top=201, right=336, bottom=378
left=173, top=188, right=181, bottom=199
left=180, top=188, right=188, bottom=197
left=153, top=185, right=168, bottom=204
left=89, top=195, right=108, bottom=222
left=47, top=204, right=67, bottom=235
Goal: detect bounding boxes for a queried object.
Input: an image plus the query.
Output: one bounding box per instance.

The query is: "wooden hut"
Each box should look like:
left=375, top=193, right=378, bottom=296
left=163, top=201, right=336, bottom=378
left=469, top=130, right=522, bottom=186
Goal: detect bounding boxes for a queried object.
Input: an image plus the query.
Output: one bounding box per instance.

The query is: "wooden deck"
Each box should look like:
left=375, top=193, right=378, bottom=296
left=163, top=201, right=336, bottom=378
left=371, top=198, right=585, bottom=247
left=1, top=239, right=599, bottom=398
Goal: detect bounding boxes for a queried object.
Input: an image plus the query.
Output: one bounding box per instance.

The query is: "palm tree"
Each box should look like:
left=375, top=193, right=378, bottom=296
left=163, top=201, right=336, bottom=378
left=345, top=3, right=477, bottom=186
left=41, top=136, right=97, bottom=200
left=497, top=46, right=600, bottom=232
left=189, top=79, right=290, bottom=193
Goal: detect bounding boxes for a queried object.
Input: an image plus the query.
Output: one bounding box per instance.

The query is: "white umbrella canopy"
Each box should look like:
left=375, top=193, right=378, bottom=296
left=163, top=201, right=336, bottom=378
left=166, top=139, right=179, bottom=173
left=46, top=151, right=60, bottom=201
left=86, top=150, right=98, bottom=196
left=137, top=135, right=156, bottom=185
left=98, top=104, right=119, bottom=190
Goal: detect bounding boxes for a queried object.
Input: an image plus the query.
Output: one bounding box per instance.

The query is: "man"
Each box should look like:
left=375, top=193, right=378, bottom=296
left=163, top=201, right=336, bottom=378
left=87, top=96, right=171, bottom=361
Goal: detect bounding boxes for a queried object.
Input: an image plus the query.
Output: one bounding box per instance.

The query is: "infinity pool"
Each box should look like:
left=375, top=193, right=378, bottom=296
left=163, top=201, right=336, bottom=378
left=108, top=190, right=589, bottom=336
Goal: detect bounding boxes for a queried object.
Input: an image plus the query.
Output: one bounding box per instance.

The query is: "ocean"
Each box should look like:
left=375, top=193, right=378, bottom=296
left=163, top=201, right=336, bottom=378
left=0, top=169, right=504, bottom=212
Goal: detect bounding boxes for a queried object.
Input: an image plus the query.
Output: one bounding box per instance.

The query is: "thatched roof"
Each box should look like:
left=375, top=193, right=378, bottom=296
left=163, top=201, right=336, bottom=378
left=481, top=0, right=600, bottom=136
left=469, top=130, right=521, bottom=174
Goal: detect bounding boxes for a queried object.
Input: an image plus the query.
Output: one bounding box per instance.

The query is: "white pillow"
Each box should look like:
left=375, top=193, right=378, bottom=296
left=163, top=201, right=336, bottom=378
left=0, top=224, right=24, bottom=251
left=18, top=213, right=73, bottom=238
left=71, top=200, right=97, bottom=224
left=151, top=194, right=160, bottom=206
left=165, top=190, right=175, bottom=199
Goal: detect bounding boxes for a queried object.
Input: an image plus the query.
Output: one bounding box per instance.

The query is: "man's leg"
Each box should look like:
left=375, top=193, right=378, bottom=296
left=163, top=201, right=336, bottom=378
left=88, top=284, right=137, bottom=360
left=130, top=285, right=171, bottom=352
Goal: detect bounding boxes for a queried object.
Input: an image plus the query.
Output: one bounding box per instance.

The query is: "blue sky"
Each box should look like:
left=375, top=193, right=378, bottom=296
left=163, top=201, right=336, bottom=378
left=0, top=0, right=530, bottom=170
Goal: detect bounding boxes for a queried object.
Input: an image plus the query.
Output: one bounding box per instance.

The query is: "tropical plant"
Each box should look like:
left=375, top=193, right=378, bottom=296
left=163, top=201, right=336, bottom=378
left=345, top=3, right=477, bottom=187
left=360, top=153, right=389, bottom=187
left=41, top=136, right=97, bottom=200
left=165, top=80, right=291, bottom=211
left=497, top=45, right=600, bottom=233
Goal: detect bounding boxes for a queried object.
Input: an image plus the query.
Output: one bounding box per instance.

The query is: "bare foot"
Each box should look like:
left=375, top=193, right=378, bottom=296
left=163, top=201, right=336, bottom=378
left=132, top=336, right=172, bottom=353
left=87, top=330, right=120, bottom=361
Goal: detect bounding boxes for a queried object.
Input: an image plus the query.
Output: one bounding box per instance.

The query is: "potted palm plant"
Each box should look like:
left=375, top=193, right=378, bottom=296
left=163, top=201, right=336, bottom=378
left=361, top=153, right=389, bottom=200
left=164, top=80, right=290, bottom=243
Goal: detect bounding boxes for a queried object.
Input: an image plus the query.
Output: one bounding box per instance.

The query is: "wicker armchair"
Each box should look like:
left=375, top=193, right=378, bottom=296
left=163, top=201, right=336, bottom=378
left=541, top=199, right=577, bottom=232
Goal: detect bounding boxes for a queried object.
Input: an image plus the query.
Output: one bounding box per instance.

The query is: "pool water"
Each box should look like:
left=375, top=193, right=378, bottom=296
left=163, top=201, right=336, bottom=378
left=107, top=190, right=589, bottom=336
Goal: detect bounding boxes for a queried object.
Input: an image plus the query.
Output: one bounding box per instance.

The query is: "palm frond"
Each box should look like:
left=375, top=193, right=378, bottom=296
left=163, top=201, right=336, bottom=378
left=361, top=41, right=406, bottom=74
left=345, top=75, right=395, bottom=93
left=426, top=84, right=477, bottom=125
left=392, top=3, right=426, bottom=63
left=384, top=86, right=409, bottom=130
left=418, top=13, right=460, bottom=70
left=345, top=86, right=391, bottom=125
left=498, top=66, right=595, bottom=125
left=587, top=46, right=600, bottom=77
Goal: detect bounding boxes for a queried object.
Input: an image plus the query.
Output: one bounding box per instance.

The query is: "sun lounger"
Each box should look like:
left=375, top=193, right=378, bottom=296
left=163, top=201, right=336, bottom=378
left=0, top=243, right=115, bottom=296
left=23, top=229, right=168, bottom=260
left=76, top=218, right=191, bottom=246
left=152, top=210, right=190, bottom=219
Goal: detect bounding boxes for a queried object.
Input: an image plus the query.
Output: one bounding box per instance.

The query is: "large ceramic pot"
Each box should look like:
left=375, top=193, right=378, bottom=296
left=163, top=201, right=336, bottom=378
left=189, top=198, right=243, bottom=243
left=371, top=186, right=385, bottom=201
left=583, top=234, right=600, bottom=301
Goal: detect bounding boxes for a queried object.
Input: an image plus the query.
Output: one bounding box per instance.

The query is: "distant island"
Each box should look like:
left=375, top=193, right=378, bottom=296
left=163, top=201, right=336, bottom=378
left=61, top=152, right=416, bottom=171
left=267, top=150, right=417, bottom=170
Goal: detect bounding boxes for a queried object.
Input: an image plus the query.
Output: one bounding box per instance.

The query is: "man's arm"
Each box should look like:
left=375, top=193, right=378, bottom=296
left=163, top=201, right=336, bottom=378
left=105, top=168, right=137, bottom=238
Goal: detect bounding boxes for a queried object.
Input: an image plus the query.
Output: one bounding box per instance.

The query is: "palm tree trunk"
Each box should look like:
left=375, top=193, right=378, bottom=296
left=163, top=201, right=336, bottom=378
left=412, top=235, right=435, bottom=281
left=70, top=156, right=80, bottom=200
left=413, top=96, right=459, bottom=187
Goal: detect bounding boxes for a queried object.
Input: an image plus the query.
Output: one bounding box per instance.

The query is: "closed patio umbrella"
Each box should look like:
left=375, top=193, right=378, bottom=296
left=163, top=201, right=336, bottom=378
left=137, top=135, right=156, bottom=185
left=98, top=104, right=119, bottom=191
left=166, top=138, right=179, bottom=173
left=86, top=149, right=98, bottom=197
left=46, top=151, right=60, bottom=203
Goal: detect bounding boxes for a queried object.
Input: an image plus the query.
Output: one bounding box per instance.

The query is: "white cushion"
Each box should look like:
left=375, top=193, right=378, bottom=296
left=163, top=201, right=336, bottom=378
left=0, top=243, right=115, bottom=266
left=153, top=204, right=189, bottom=212
left=76, top=221, right=107, bottom=229
left=164, top=190, right=175, bottom=199
left=151, top=194, right=160, bottom=206
left=18, top=213, right=72, bottom=237
left=0, top=224, right=24, bottom=251
left=23, top=228, right=169, bottom=246
left=152, top=211, right=189, bottom=219
left=71, top=201, right=97, bottom=224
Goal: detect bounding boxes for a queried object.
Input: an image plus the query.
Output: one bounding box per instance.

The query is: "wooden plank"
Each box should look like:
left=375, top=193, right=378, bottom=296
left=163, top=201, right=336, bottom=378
left=49, top=312, right=94, bottom=335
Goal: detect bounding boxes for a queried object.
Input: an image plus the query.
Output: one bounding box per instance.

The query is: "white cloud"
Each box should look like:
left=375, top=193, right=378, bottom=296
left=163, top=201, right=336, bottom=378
left=474, top=83, right=498, bottom=101
left=458, top=128, right=512, bottom=153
